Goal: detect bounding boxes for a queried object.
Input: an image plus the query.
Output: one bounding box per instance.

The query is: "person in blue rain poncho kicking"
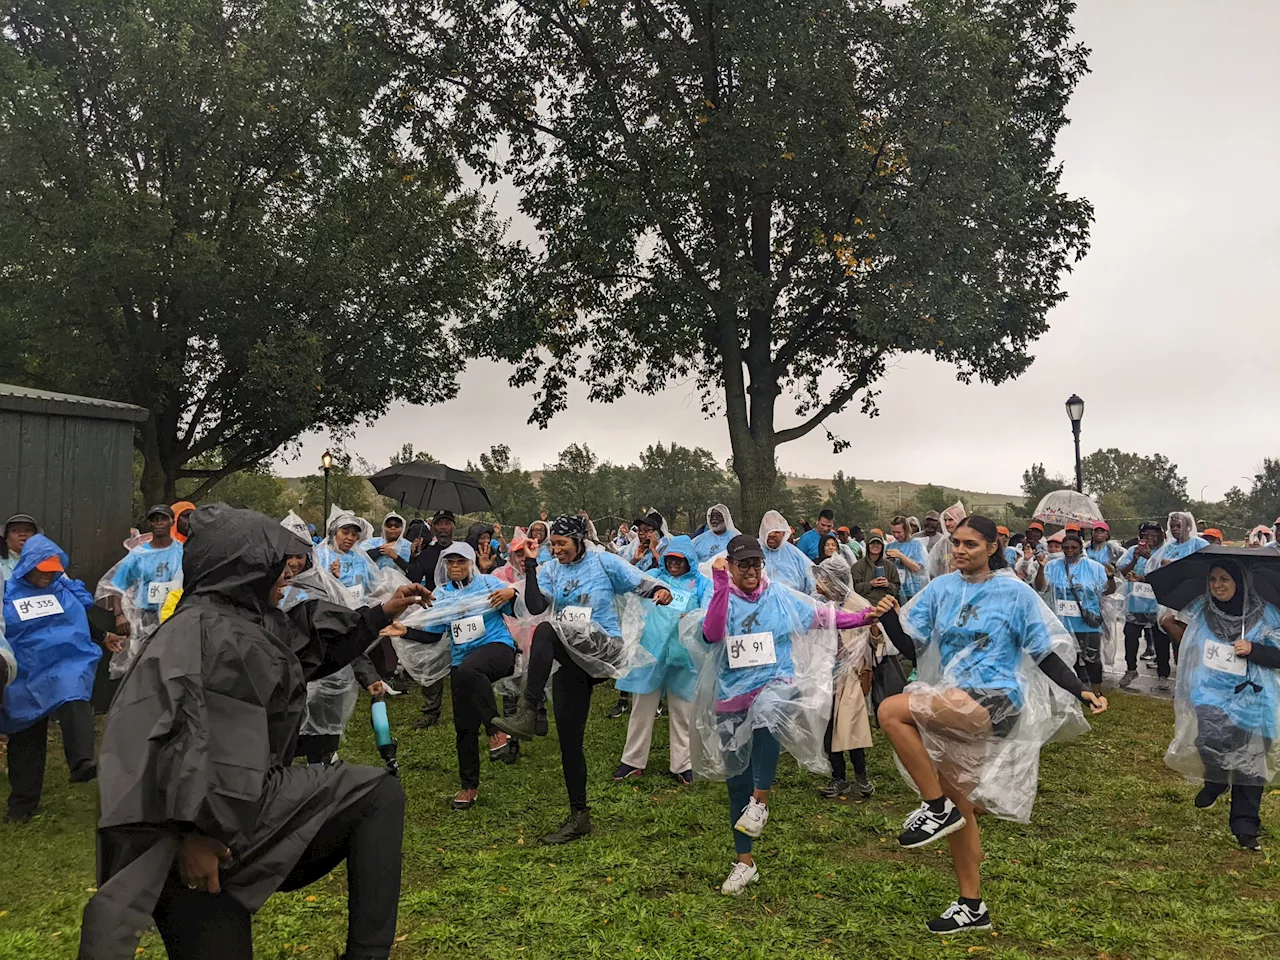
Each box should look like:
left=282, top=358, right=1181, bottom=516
left=2, top=534, right=117, bottom=822
left=613, top=535, right=711, bottom=785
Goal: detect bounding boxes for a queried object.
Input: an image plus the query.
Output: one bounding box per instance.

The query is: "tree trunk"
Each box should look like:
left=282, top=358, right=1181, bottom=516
left=136, top=416, right=178, bottom=508
left=732, top=436, right=777, bottom=536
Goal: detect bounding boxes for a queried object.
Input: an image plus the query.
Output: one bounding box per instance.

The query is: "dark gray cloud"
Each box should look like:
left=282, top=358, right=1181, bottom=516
left=286, top=2, right=1280, bottom=500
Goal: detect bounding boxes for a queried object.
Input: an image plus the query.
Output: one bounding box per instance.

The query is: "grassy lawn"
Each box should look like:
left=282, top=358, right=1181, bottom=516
left=2, top=689, right=1279, bottom=960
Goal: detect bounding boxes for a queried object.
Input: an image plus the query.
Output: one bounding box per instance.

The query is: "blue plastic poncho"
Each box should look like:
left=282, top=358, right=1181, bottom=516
left=898, top=571, right=1089, bottom=822
left=795, top=528, right=824, bottom=562
left=1042, top=555, right=1109, bottom=635
left=692, top=504, right=738, bottom=562
left=617, top=536, right=708, bottom=699
left=316, top=538, right=378, bottom=598
left=757, top=511, right=816, bottom=594
left=361, top=512, right=412, bottom=571
left=1166, top=578, right=1280, bottom=787
left=886, top=536, right=930, bottom=600
left=416, top=572, right=517, bottom=667
left=108, top=539, right=183, bottom=612
left=1119, top=546, right=1159, bottom=619
left=0, top=535, right=102, bottom=734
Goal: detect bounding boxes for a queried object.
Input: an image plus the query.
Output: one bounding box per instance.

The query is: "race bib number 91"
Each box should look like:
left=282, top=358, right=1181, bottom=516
left=727, top=632, right=777, bottom=670
left=13, top=594, right=63, bottom=621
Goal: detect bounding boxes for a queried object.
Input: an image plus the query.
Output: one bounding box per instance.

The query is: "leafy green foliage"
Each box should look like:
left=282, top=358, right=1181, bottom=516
left=629, top=444, right=729, bottom=533
left=823, top=471, right=876, bottom=530
left=1081, top=449, right=1189, bottom=522
left=429, top=0, right=1092, bottom=527
left=390, top=444, right=437, bottom=467
left=299, top=452, right=378, bottom=526
left=4, top=694, right=1279, bottom=959
left=792, top=485, right=826, bottom=527
left=467, top=445, right=543, bottom=527
left=908, top=483, right=955, bottom=516
left=0, top=0, right=497, bottom=504
left=1016, top=463, right=1071, bottom=519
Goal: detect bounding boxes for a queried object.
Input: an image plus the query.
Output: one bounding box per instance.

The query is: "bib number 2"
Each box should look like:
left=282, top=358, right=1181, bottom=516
left=1202, top=640, right=1247, bottom=677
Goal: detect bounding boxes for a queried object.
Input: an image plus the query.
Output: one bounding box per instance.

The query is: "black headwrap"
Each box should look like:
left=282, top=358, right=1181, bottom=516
left=550, top=514, right=588, bottom=540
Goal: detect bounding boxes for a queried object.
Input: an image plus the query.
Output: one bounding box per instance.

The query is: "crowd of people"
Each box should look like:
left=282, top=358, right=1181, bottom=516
left=1, top=495, right=1279, bottom=956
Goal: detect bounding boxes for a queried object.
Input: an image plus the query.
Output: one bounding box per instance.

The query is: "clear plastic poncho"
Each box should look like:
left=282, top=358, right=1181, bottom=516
left=1165, top=568, right=1280, bottom=787
left=95, top=533, right=185, bottom=679
left=1148, top=511, right=1209, bottom=570
left=533, top=547, right=660, bottom=678
left=758, top=510, right=816, bottom=594
left=692, top=504, right=739, bottom=562
left=896, top=571, right=1090, bottom=822
left=689, top=575, right=840, bottom=781
left=925, top=501, right=968, bottom=579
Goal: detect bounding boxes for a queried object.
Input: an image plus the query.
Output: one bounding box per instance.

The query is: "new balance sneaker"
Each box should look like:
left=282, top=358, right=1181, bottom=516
left=1119, top=669, right=1138, bottom=688
left=926, top=900, right=991, bottom=934
left=819, top=778, right=850, bottom=799
left=612, top=763, right=643, bottom=781
left=856, top=775, right=876, bottom=800
left=898, top=799, right=966, bottom=849
left=733, top=797, right=770, bottom=839
left=720, top=860, right=759, bottom=895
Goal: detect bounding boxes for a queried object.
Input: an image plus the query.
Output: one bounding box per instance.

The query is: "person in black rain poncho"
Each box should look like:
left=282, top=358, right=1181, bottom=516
left=79, top=504, right=432, bottom=960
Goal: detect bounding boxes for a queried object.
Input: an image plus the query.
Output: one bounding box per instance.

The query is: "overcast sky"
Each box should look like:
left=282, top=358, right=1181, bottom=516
left=286, top=1, right=1280, bottom=501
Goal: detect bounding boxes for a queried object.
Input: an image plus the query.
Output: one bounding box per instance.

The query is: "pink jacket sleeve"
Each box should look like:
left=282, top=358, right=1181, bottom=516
left=812, top=605, right=875, bottom=631
left=703, top=568, right=731, bottom=642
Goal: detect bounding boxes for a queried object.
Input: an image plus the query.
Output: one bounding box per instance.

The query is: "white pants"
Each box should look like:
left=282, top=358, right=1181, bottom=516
left=621, top=690, right=692, bottom=774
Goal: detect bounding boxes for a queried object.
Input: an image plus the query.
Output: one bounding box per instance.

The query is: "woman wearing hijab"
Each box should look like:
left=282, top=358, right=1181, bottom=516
left=1162, top=561, right=1280, bottom=851
left=613, top=535, right=710, bottom=784
left=758, top=510, right=816, bottom=594
left=492, top=515, right=673, bottom=844
left=851, top=534, right=901, bottom=606
left=877, top=516, right=1107, bottom=934
left=383, top=543, right=520, bottom=809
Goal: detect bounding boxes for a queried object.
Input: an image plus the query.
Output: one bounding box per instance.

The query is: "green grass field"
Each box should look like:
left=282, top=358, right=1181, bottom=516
left=2, top=690, right=1278, bottom=960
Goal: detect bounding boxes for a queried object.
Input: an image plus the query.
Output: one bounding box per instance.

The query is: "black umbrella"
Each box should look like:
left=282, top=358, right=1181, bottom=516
left=367, top=461, right=492, bottom=515
left=1144, top=545, right=1280, bottom=611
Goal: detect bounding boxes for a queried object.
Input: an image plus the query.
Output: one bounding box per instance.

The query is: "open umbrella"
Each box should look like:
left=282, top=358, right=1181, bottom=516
left=1033, top=489, right=1104, bottom=527
left=1144, top=545, right=1280, bottom=611
left=367, top=461, right=492, bottom=515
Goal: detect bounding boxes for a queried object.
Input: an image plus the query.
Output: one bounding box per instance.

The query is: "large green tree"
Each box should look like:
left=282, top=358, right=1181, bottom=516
left=629, top=443, right=729, bottom=532
left=429, top=0, right=1092, bottom=528
left=824, top=471, right=875, bottom=529
left=1081, top=448, right=1188, bottom=521
left=467, top=444, right=544, bottom=527
left=0, top=0, right=496, bottom=504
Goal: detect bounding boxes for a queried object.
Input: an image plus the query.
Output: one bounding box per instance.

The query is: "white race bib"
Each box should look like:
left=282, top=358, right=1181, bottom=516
left=348, top=583, right=366, bottom=602
left=1202, top=640, right=1248, bottom=677
left=12, top=593, right=63, bottom=621
left=557, top=605, right=591, bottom=625
left=727, top=632, right=777, bottom=670
left=451, top=615, right=487, bottom=645
left=1055, top=599, right=1081, bottom=619
left=667, top=588, right=692, bottom=611
left=1131, top=582, right=1155, bottom=600
left=146, top=580, right=179, bottom=606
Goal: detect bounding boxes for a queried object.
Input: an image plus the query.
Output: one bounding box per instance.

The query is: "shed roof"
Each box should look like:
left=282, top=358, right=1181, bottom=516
left=0, top=382, right=149, bottom=423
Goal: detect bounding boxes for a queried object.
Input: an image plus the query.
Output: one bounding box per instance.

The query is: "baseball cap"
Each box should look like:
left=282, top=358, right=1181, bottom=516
left=4, top=513, right=38, bottom=532
left=726, top=534, right=764, bottom=563
left=36, top=554, right=64, bottom=573
left=1203, top=527, right=1223, bottom=540
left=146, top=504, right=174, bottom=520
left=431, top=510, right=456, bottom=524
left=1094, top=520, right=1110, bottom=532
left=924, top=511, right=941, bottom=521
left=837, top=525, right=850, bottom=534
left=996, top=525, right=1010, bottom=536
left=1027, top=521, right=1045, bottom=532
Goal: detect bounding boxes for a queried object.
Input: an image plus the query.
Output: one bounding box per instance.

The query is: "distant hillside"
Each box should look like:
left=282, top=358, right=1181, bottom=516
left=780, top=476, right=1021, bottom=516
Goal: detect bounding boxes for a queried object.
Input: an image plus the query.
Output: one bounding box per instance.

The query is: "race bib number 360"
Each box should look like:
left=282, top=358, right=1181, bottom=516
left=1202, top=640, right=1247, bottom=677
left=13, top=594, right=63, bottom=621
left=558, top=605, right=591, bottom=625
left=727, top=632, right=776, bottom=670
left=1131, top=582, right=1156, bottom=600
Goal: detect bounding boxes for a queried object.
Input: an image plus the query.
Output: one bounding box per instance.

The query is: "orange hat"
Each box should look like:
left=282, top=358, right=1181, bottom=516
left=36, top=555, right=64, bottom=573
left=837, top=526, right=850, bottom=534
left=1064, top=522, right=1081, bottom=532
left=170, top=501, right=196, bottom=544
left=1028, top=521, right=1045, bottom=532
left=870, top=528, right=884, bottom=538
left=1203, top=527, right=1223, bottom=540
left=996, top=525, right=1010, bottom=536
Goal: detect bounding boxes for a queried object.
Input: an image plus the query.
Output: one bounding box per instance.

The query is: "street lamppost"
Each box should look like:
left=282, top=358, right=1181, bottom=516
left=1065, top=395, right=1084, bottom=493
left=321, top=449, right=334, bottom=527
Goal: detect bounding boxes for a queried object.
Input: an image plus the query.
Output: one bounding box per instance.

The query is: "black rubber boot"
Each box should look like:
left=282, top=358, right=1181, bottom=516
left=540, top=809, right=593, bottom=845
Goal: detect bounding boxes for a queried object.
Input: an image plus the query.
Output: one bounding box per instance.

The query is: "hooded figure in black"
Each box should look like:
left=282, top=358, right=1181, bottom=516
left=79, top=504, right=431, bottom=960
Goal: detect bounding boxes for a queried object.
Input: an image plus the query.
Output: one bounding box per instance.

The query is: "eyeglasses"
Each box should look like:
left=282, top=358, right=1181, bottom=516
left=734, top=558, right=764, bottom=571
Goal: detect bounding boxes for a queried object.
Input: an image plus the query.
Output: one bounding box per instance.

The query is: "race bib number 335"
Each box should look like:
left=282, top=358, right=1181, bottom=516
left=13, top=594, right=64, bottom=621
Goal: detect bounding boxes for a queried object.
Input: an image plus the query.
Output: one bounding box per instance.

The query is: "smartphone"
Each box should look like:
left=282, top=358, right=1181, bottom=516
left=873, top=565, right=885, bottom=580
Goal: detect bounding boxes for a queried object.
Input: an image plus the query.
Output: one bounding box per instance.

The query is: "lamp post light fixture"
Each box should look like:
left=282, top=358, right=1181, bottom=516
left=321, top=449, right=334, bottom=526
left=1065, top=395, right=1084, bottom=494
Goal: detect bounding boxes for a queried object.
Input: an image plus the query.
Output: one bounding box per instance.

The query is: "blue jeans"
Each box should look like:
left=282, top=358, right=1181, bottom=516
left=726, top=727, right=781, bottom=855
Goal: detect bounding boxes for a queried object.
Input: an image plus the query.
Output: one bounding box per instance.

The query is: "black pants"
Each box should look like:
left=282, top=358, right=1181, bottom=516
left=822, top=713, right=867, bottom=780
left=526, top=621, right=603, bottom=812
left=1074, top=631, right=1103, bottom=686
left=295, top=733, right=341, bottom=766
left=1125, top=621, right=1174, bottom=675
left=420, top=677, right=445, bottom=721
left=153, top=775, right=406, bottom=960
left=452, top=643, right=517, bottom=789
left=1195, top=704, right=1266, bottom=839
left=5, top=700, right=96, bottom=819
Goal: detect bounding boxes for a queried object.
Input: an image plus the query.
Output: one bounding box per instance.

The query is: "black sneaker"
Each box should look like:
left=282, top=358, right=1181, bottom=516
left=1238, top=834, right=1262, bottom=852
left=856, top=776, right=876, bottom=800
left=606, top=696, right=630, bottom=719
left=1195, top=784, right=1226, bottom=808
left=540, top=809, right=593, bottom=845
left=501, top=739, right=521, bottom=765
left=535, top=704, right=549, bottom=737
left=492, top=702, right=540, bottom=741
left=898, top=799, right=966, bottom=849
left=412, top=715, right=439, bottom=730
left=819, top=778, right=850, bottom=799
left=612, top=763, right=643, bottom=781
left=1141, top=650, right=1156, bottom=661
left=69, top=761, right=98, bottom=784
left=926, top=900, right=991, bottom=934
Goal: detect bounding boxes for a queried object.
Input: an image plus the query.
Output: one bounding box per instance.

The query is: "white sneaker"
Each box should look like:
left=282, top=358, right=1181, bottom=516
left=720, top=860, right=759, bottom=895
left=733, top=797, right=770, bottom=838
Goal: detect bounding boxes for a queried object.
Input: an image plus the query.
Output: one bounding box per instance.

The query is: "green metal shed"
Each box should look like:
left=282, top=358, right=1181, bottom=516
left=0, top=382, right=147, bottom=588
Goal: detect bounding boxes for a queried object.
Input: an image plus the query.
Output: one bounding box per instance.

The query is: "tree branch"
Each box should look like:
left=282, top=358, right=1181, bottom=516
left=773, top=349, right=885, bottom=446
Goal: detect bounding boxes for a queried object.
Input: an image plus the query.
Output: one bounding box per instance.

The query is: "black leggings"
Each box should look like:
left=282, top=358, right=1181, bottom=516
left=153, top=774, right=406, bottom=959
left=1124, top=621, right=1177, bottom=677
left=4, top=700, right=96, bottom=819
left=822, top=713, right=867, bottom=780
left=451, top=643, right=517, bottom=789
left=295, top=733, right=340, bottom=766
left=525, top=621, right=604, bottom=811
left=1074, top=631, right=1103, bottom=686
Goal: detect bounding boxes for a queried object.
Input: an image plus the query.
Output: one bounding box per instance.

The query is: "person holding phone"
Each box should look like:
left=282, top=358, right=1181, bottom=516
left=851, top=534, right=901, bottom=605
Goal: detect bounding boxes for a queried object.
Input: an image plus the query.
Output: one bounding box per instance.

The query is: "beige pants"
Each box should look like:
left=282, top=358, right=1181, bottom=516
left=621, top=689, right=692, bottom=773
